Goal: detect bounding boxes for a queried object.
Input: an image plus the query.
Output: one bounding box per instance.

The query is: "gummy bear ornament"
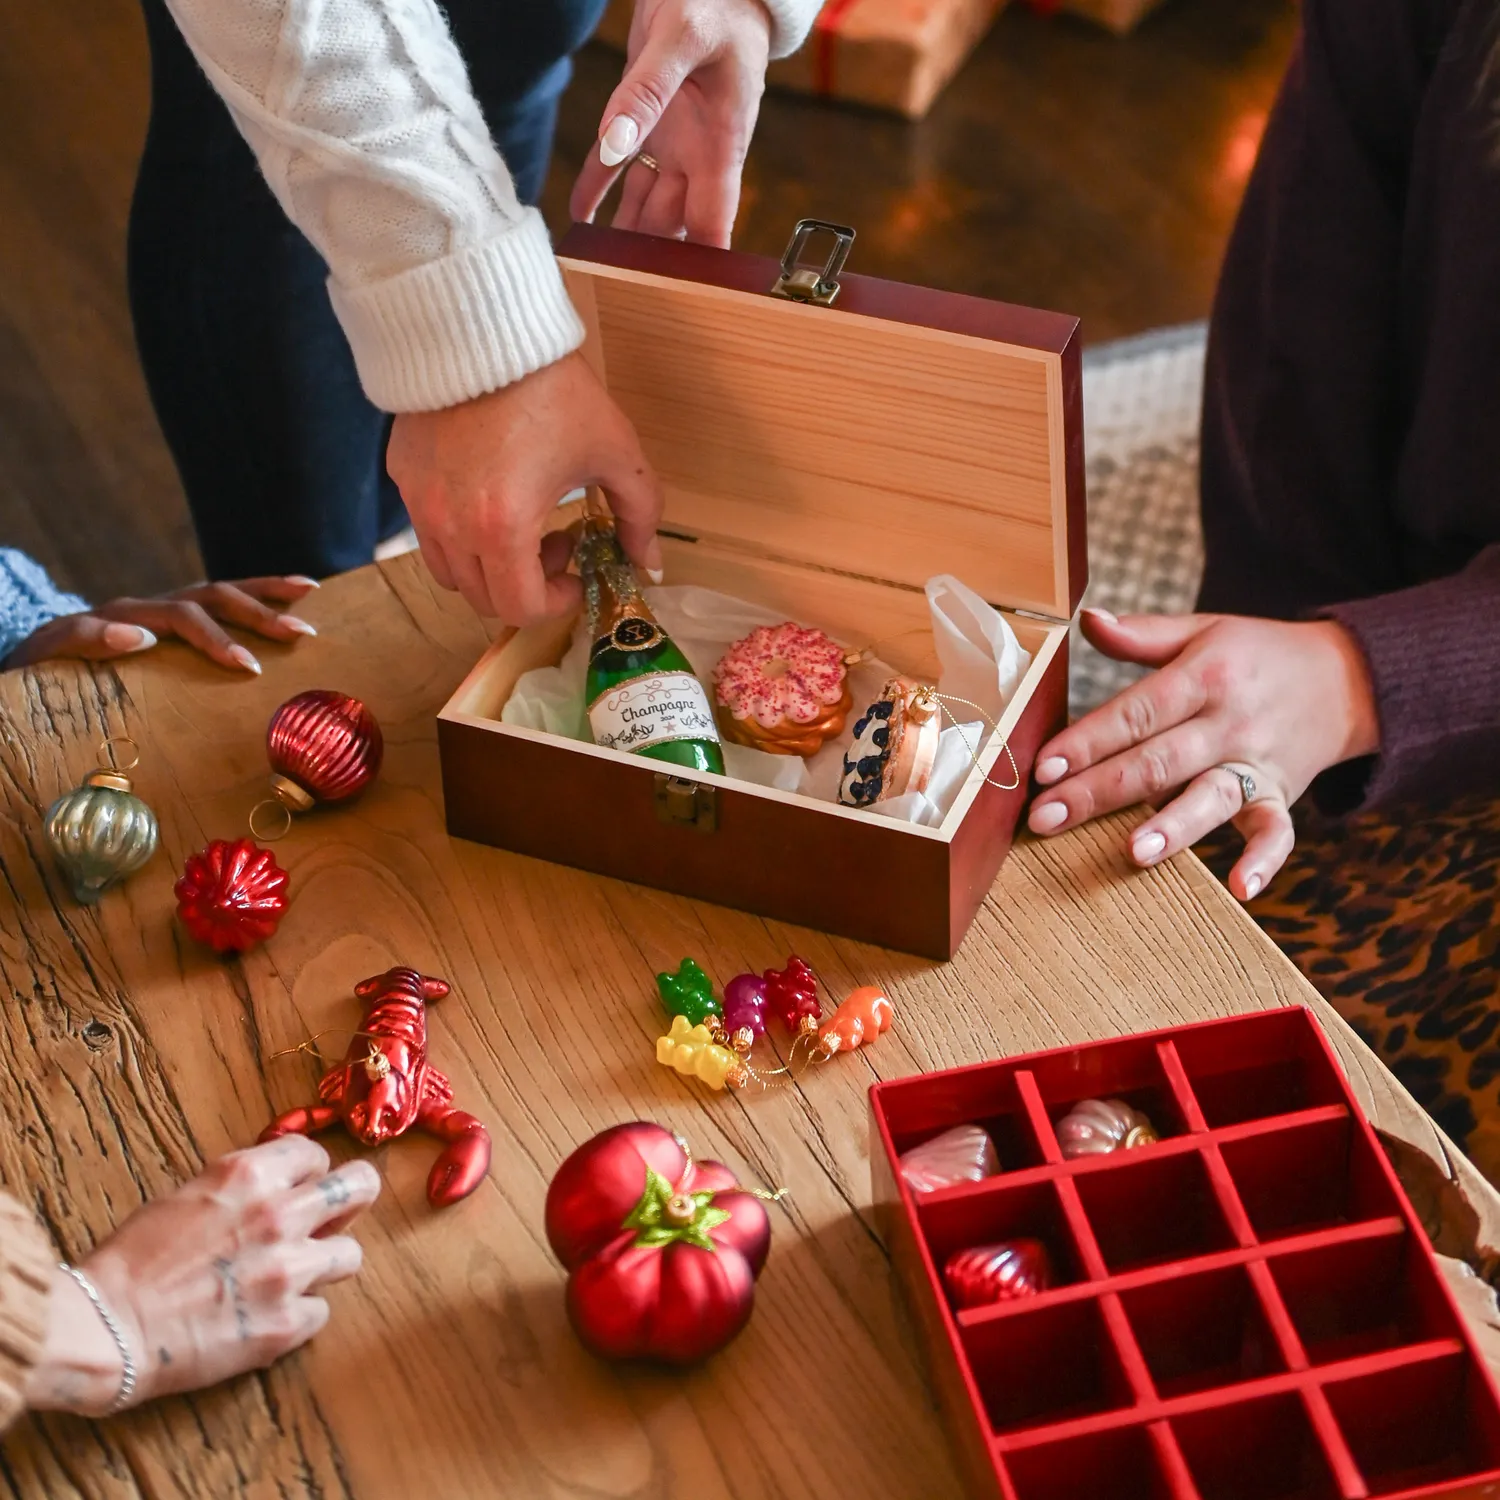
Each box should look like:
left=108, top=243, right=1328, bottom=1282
left=656, top=959, right=721, bottom=1028
left=656, top=1015, right=747, bottom=1091
left=175, top=838, right=289, bottom=953
left=763, top=956, right=820, bottom=1038
left=816, top=986, right=894, bottom=1059
left=256, top=689, right=383, bottom=836
left=1055, top=1099, right=1159, bottom=1159
left=943, top=1239, right=1053, bottom=1310
left=722, top=973, right=768, bottom=1052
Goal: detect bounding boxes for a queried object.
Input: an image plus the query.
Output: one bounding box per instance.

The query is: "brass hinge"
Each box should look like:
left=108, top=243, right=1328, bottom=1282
left=653, top=774, right=718, bottom=833
left=770, top=219, right=856, bottom=307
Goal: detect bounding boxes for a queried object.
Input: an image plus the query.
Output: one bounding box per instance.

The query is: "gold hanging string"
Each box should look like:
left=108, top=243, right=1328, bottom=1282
left=268, top=1027, right=385, bottom=1070
left=672, top=1133, right=789, bottom=1205
left=913, top=687, right=1020, bottom=792
left=841, top=625, right=933, bottom=670
left=98, top=736, right=141, bottom=773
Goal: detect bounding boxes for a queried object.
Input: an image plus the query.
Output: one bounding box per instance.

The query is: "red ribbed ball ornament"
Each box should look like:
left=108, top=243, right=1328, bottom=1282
left=266, top=689, right=383, bottom=809
left=175, top=838, right=289, bottom=953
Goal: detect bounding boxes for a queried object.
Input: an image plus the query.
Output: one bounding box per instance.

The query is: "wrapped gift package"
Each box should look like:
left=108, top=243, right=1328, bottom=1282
left=870, top=1007, right=1500, bottom=1500
left=437, top=221, right=1084, bottom=959
left=594, top=0, right=1166, bottom=121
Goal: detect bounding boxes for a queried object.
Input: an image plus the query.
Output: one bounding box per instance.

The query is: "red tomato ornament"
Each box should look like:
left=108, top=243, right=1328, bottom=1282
left=266, top=689, right=383, bottom=813
left=943, top=1239, right=1054, bottom=1310
left=545, top=1122, right=771, bottom=1365
left=175, top=838, right=289, bottom=953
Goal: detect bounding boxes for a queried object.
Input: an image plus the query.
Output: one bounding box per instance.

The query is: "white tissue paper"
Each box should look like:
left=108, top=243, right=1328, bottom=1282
left=501, top=574, right=1031, bottom=827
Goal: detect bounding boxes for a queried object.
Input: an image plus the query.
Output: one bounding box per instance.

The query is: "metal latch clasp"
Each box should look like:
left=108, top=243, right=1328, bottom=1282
left=653, top=774, right=718, bottom=833
left=770, top=219, right=856, bottom=307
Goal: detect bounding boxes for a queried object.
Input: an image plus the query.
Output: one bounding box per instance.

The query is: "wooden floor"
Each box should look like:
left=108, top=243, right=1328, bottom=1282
left=0, top=0, right=1296, bottom=604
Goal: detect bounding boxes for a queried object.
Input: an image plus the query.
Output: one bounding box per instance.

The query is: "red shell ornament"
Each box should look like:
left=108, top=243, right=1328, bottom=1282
left=546, top=1122, right=771, bottom=1365
left=175, top=838, right=289, bottom=953
left=943, top=1239, right=1054, bottom=1310
left=266, top=689, right=383, bottom=810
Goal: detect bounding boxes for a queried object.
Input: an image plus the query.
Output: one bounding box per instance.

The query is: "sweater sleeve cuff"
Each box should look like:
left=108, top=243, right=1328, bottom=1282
left=327, top=210, right=585, bottom=414
left=0, top=550, right=87, bottom=667
left=1320, top=548, right=1500, bottom=809
left=761, top=0, right=826, bottom=58
left=0, top=1197, right=54, bottom=1431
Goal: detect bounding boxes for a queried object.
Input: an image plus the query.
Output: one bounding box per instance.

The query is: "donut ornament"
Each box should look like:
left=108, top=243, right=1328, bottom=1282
left=712, top=624, right=854, bottom=757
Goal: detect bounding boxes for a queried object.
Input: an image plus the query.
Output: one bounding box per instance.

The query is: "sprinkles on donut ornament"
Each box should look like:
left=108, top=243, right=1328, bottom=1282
left=712, top=623, right=854, bottom=757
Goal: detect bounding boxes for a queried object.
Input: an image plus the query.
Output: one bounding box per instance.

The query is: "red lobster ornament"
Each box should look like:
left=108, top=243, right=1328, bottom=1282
left=260, top=966, right=491, bottom=1208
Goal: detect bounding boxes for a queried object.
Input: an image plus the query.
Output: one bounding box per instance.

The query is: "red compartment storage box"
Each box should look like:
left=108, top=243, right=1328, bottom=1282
left=869, top=1006, right=1500, bottom=1500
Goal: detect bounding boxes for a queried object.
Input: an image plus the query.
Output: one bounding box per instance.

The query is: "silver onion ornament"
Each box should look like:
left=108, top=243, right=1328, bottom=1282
left=1055, top=1098, right=1159, bottom=1159
left=44, top=738, right=159, bottom=903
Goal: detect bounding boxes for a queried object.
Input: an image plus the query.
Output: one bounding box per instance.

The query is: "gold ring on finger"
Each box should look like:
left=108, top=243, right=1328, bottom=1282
left=636, top=152, right=660, bottom=173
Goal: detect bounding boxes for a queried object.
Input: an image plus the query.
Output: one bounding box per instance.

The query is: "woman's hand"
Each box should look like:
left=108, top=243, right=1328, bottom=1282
left=570, top=0, right=773, bottom=247
left=4, top=577, right=320, bottom=674
left=27, top=1137, right=380, bottom=1416
left=388, top=352, right=663, bottom=625
left=1027, top=609, right=1379, bottom=899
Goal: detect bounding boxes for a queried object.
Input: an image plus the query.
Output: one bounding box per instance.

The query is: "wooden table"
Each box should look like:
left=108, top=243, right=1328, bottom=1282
left=2, top=551, right=1496, bottom=1499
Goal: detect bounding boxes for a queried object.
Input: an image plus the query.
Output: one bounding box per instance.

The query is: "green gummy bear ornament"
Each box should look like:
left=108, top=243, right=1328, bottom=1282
left=656, top=959, right=721, bottom=1027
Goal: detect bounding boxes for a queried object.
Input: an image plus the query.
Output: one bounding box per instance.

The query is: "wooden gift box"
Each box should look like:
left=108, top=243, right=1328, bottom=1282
left=869, top=1007, right=1500, bottom=1500
left=437, top=221, right=1084, bottom=960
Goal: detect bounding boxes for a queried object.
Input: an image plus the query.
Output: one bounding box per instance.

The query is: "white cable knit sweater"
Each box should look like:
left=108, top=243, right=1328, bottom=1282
left=161, top=0, right=821, bottom=413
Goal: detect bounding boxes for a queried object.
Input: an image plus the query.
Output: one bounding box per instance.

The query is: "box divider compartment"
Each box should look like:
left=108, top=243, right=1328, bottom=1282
left=1200, top=1141, right=1261, bottom=1250
left=1055, top=1176, right=1110, bottom=1282
left=999, top=1419, right=1196, bottom=1500
left=1299, top=1387, right=1370, bottom=1499
left=1157, top=1042, right=1209, bottom=1134
left=1244, top=1259, right=1312, bottom=1373
left=1015, top=1069, right=1065, bottom=1165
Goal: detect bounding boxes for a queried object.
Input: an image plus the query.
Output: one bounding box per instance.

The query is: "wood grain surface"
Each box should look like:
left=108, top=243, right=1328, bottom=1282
left=0, top=550, right=1493, bottom=1499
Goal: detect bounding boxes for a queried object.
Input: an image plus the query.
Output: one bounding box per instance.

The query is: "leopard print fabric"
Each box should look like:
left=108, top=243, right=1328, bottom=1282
left=1197, top=794, right=1500, bottom=1187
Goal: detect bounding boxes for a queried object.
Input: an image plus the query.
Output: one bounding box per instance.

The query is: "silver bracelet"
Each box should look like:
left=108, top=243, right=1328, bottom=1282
left=57, top=1263, right=136, bottom=1416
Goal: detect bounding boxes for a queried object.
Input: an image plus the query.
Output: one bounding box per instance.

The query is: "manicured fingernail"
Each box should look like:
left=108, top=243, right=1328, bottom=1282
left=287, top=575, right=321, bottom=588
left=230, top=645, right=262, bottom=675
left=599, top=115, right=639, bottom=167
left=279, top=615, right=318, bottom=637
left=1029, top=801, right=1068, bottom=834
left=643, top=536, right=665, bottom=586
left=1243, top=873, right=1262, bottom=900
left=104, top=624, right=156, bottom=653
left=1083, top=606, right=1117, bottom=624
left=1036, top=756, right=1068, bottom=785
left=1132, top=830, right=1167, bottom=865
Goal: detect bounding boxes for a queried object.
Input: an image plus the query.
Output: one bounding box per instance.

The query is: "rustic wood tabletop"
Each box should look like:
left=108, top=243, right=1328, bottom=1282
left=0, top=551, right=1493, bottom=1499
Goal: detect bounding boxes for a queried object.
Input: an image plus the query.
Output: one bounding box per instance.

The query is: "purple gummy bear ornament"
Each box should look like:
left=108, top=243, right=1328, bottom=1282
left=722, top=973, right=768, bottom=1053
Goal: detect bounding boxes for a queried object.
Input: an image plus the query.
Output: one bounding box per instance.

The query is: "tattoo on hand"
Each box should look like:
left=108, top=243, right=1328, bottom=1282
left=159, top=1347, right=172, bottom=1366
left=318, top=1174, right=352, bottom=1209
left=215, top=1257, right=251, bottom=1342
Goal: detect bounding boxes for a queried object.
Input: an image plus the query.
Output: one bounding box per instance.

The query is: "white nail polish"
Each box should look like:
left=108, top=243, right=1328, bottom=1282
left=1132, top=831, right=1167, bottom=864
left=645, top=568, right=665, bottom=586
left=280, top=616, right=318, bottom=637
left=599, top=115, right=639, bottom=167
left=288, top=575, right=321, bottom=589
left=230, top=645, right=262, bottom=675
left=1244, top=873, right=1262, bottom=900
left=124, top=628, right=158, bottom=653
left=1030, top=801, right=1067, bottom=834
left=1036, top=756, right=1068, bottom=785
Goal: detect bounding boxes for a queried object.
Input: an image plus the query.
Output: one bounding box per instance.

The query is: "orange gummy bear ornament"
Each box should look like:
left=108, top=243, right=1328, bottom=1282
left=816, top=986, right=894, bottom=1059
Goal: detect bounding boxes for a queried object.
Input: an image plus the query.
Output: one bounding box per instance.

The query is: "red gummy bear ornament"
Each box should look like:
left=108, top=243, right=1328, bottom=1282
left=546, top=1122, right=771, bottom=1365
left=261, top=966, right=491, bottom=1208
left=764, top=955, right=820, bottom=1037
left=265, top=689, right=383, bottom=815
left=175, top=838, right=289, bottom=953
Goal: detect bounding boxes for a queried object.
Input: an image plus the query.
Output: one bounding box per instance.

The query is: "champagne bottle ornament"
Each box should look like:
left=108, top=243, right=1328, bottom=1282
left=576, top=511, right=724, bottom=775
left=44, top=738, right=159, bottom=903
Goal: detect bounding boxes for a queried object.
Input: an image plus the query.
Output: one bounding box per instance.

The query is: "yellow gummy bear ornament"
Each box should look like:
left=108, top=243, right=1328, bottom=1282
left=655, top=1014, right=749, bottom=1091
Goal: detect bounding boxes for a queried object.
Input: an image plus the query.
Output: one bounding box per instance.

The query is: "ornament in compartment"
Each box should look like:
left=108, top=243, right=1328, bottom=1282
left=545, top=1121, right=771, bottom=1364
left=899, top=1125, right=1000, bottom=1195
left=1055, top=1098, right=1159, bottom=1158
left=943, top=1239, right=1053, bottom=1310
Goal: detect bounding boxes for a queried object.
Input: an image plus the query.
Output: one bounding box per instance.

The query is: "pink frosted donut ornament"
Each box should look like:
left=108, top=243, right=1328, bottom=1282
left=712, top=623, right=854, bottom=757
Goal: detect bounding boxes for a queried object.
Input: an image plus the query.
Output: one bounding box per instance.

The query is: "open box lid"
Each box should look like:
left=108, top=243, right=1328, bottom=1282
left=557, top=220, right=1087, bottom=622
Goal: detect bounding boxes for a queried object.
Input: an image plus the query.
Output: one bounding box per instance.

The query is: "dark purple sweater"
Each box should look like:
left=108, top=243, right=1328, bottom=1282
left=1199, top=0, right=1500, bottom=809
